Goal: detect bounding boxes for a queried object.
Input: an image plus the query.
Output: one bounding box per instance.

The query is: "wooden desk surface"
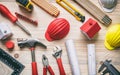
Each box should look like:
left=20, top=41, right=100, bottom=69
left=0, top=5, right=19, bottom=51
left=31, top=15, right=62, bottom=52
left=0, top=0, right=120, bottom=75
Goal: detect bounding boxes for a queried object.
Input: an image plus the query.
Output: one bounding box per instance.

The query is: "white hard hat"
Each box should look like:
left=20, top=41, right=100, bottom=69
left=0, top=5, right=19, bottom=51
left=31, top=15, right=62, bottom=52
left=98, top=0, right=117, bottom=12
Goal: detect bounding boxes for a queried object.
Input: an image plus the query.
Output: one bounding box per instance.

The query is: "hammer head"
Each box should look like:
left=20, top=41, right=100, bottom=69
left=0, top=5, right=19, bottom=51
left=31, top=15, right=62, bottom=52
left=17, top=38, right=47, bottom=49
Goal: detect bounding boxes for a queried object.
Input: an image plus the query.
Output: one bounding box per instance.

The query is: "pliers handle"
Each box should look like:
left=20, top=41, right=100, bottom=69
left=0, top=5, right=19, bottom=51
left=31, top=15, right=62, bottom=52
left=43, top=66, right=54, bottom=75
left=42, top=54, right=55, bottom=75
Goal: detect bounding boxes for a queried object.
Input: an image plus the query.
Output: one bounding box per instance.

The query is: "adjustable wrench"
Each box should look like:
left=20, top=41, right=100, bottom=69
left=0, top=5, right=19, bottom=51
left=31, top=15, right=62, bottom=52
left=52, top=46, right=66, bottom=75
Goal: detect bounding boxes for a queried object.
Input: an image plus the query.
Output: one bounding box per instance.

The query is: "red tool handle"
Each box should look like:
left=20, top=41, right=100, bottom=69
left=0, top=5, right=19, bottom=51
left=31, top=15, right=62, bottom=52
left=57, top=58, right=66, bottom=75
left=32, top=62, right=38, bottom=75
left=0, top=4, right=17, bottom=23
left=43, top=67, right=47, bottom=75
left=48, top=66, right=55, bottom=75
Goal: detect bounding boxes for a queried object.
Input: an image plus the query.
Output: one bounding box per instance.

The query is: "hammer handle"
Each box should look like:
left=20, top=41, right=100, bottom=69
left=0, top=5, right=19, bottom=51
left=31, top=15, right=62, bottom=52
left=32, top=62, right=38, bottom=75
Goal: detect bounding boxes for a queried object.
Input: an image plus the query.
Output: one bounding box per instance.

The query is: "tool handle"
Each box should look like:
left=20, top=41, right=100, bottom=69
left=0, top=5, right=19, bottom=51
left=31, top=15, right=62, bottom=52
left=48, top=66, right=55, bottom=75
left=43, top=67, right=47, bottom=75
left=32, top=62, right=38, bottom=75
left=0, top=4, right=17, bottom=23
left=57, top=58, right=66, bottom=75
left=110, top=64, right=120, bottom=75
left=15, top=12, right=38, bottom=26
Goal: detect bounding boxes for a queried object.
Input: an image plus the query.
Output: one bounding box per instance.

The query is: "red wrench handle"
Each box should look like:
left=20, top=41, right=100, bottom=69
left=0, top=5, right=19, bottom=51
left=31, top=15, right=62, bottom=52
left=57, top=58, right=66, bottom=75
left=0, top=4, right=17, bottom=23
left=32, top=62, right=38, bottom=75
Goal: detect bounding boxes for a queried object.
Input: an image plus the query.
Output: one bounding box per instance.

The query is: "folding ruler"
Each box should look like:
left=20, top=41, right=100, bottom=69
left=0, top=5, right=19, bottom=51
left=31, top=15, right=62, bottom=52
left=56, top=0, right=85, bottom=22
left=73, top=0, right=112, bottom=25
left=87, top=44, right=96, bottom=75
left=31, top=0, right=60, bottom=17
left=0, top=48, right=25, bottom=75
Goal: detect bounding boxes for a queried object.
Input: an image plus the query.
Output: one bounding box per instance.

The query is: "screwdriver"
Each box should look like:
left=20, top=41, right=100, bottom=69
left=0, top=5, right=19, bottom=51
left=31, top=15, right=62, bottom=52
left=0, top=4, right=31, bottom=36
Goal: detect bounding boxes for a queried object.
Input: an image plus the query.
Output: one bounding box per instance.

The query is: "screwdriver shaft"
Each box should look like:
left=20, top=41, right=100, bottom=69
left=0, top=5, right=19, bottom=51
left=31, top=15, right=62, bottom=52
left=16, top=21, right=31, bottom=36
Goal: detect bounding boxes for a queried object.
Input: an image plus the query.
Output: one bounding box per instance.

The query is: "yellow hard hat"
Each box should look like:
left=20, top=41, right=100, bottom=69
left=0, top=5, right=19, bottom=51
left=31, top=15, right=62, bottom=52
left=104, top=24, right=120, bottom=50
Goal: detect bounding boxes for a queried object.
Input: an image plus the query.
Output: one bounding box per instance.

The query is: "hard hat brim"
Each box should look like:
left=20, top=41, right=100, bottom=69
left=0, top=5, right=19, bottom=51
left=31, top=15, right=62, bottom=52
left=102, top=7, right=115, bottom=13
left=45, top=31, right=53, bottom=41
left=104, top=40, right=114, bottom=50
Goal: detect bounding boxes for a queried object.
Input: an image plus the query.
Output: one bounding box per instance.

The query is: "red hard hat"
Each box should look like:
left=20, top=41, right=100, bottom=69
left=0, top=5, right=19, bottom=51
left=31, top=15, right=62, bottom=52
left=45, top=18, right=70, bottom=41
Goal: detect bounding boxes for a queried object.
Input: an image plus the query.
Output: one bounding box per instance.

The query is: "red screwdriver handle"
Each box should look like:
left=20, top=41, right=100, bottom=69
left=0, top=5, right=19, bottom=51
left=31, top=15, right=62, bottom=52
left=57, top=58, right=66, bottom=75
left=0, top=4, right=17, bottom=23
left=32, top=62, right=38, bottom=75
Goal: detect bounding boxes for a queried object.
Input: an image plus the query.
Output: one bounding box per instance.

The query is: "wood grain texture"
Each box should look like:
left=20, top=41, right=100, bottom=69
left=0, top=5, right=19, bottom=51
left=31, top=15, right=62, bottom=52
left=0, top=0, right=120, bottom=75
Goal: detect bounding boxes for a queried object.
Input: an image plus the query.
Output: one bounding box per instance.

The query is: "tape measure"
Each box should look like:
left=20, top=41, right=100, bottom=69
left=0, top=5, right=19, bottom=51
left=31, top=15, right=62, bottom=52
left=16, top=0, right=33, bottom=12
left=0, top=48, right=25, bottom=75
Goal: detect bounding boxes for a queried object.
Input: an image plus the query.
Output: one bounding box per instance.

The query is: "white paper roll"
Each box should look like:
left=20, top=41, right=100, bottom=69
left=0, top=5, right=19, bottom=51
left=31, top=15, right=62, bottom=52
left=87, top=44, right=96, bottom=75
left=65, top=39, right=81, bottom=75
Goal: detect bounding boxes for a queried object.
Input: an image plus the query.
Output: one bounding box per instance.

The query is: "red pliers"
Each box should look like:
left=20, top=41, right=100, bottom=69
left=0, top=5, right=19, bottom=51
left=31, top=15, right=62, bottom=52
left=52, top=46, right=66, bottom=75
left=42, top=54, right=55, bottom=75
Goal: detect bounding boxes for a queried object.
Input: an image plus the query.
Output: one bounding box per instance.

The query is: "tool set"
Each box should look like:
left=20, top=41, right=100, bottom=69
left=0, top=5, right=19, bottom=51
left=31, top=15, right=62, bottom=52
left=56, top=0, right=85, bottom=22
left=16, top=0, right=33, bottom=12
left=52, top=46, right=66, bottom=75
left=42, top=54, right=55, bottom=75
left=73, top=0, right=112, bottom=25
left=0, top=0, right=120, bottom=75
left=17, top=38, right=47, bottom=75
left=0, top=48, right=25, bottom=75
left=0, top=4, right=31, bottom=36
left=98, top=60, right=120, bottom=75
left=31, top=0, right=60, bottom=17
left=65, top=39, right=81, bottom=75
left=15, top=12, right=38, bottom=26
left=87, top=44, right=96, bottom=75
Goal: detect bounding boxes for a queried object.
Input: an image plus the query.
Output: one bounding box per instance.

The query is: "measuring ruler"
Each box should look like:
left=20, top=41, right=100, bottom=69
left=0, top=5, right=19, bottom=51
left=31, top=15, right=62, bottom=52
left=73, top=0, right=112, bottom=25
left=87, top=44, right=96, bottom=75
left=31, top=0, right=60, bottom=17
left=0, top=48, right=25, bottom=75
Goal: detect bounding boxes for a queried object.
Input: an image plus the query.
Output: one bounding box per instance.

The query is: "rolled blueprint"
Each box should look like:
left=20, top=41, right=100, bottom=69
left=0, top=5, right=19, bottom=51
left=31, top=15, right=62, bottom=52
left=65, top=39, right=81, bottom=75
left=87, top=44, right=96, bottom=75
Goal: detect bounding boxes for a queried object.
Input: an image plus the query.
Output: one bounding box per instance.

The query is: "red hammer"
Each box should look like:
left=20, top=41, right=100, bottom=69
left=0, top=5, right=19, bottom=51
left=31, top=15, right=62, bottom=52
left=18, top=38, right=47, bottom=75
